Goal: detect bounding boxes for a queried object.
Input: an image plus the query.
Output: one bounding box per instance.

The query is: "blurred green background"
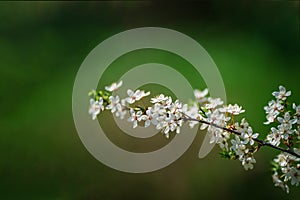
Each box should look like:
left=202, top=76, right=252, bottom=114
left=0, top=1, right=299, bottom=200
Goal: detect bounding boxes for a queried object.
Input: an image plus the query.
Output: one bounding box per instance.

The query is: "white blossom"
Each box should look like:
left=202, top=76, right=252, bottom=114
left=150, top=94, right=168, bottom=103
left=242, top=156, right=256, bottom=170
left=235, top=118, right=249, bottom=133
left=151, top=103, right=167, bottom=116
left=278, top=112, right=297, bottom=128
left=274, top=153, right=288, bottom=167
left=242, top=127, right=259, bottom=146
left=126, top=89, right=150, bottom=104
left=287, top=167, right=300, bottom=186
left=293, top=103, right=300, bottom=116
left=272, top=85, right=291, bottom=101
left=264, top=100, right=283, bottom=124
left=200, top=110, right=229, bottom=131
left=115, top=104, right=127, bottom=119
left=105, top=80, right=123, bottom=92
left=220, top=104, right=245, bottom=115
left=273, top=152, right=300, bottom=190
left=208, top=127, right=223, bottom=144
left=142, top=108, right=159, bottom=127
left=266, top=127, right=281, bottom=146
left=217, top=131, right=230, bottom=150
left=106, top=95, right=120, bottom=113
left=156, top=114, right=182, bottom=138
left=194, top=88, right=208, bottom=103
left=200, top=109, right=230, bottom=148
left=272, top=171, right=289, bottom=193
left=230, top=136, right=249, bottom=159
left=277, top=112, right=297, bottom=139
left=160, top=96, right=172, bottom=109
left=205, top=97, right=224, bottom=109
left=264, top=111, right=280, bottom=125
left=264, top=100, right=283, bottom=114
left=127, top=109, right=143, bottom=128
left=106, top=95, right=127, bottom=119
left=89, top=98, right=104, bottom=120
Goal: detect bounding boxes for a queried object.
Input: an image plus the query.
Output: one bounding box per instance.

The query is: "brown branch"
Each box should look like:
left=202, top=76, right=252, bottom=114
left=184, top=115, right=300, bottom=159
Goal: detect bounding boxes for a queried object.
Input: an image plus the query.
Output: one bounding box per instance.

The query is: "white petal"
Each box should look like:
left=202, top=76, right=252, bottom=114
left=145, top=120, right=151, bottom=127
left=133, top=121, right=138, bottom=128
left=279, top=86, right=285, bottom=93
left=127, top=89, right=134, bottom=96
left=116, top=80, right=123, bottom=88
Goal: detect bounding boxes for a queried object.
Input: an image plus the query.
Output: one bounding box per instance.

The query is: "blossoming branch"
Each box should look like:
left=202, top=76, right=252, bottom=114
left=88, top=81, right=300, bottom=193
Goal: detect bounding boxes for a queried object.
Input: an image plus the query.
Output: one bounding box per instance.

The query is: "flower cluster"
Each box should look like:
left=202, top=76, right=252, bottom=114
left=195, top=91, right=259, bottom=171
left=88, top=81, right=300, bottom=194
left=264, top=86, right=300, bottom=193
left=272, top=152, right=300, bottom=193
left=89, top=81, right=202, bottom=138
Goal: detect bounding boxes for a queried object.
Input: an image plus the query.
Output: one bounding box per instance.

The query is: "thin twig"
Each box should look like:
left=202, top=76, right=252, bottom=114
left=184, top=115, right=300, bottom=159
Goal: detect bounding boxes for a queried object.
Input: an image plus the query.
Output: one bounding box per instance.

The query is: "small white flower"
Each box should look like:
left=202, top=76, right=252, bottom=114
left=205, top=97, right=223, bottom=109
left=200, top=109, right=230, bottom=131
left=277, top=112, right=297, bottom=128
left=106, top=95, right=127, bottom=120
left=89, top=98, right=104, bottom=120
left=263, top=100, right=283, bottom=125
left=115, top=104, right=127, bottom=119
left=274, top=153, right=288, bottom=167
left=235, top=118, right=249, bottom=133
left=293, top=103, right=300, bottom=127
left=266, top=127, right=281, bottom=146
left=220, top=104, right=245, bottom=115
left=287, top=167, right=300, bottom=186
left=272, top=85, right=291, bottom=101
left=150, top=94, right=168, bottom=103
left=278, top=124, right=294, bottom=140
left=170, top=100, right=182, bottom=112
left=217, top=131, right=230, bottom=150
left=126, top=89, right=140, bottom=104
left=106, top=95, right=120, bottom=113
left=208, top=127, right=223, bottom=144
left=231, top=136, right=248, bottom=159
left=293, top=103, right=300, bottom=116
left=156, top=96, right=173, bottom=109
left=142, top=108, right=159, bottom=127
left=105, top=80, right=123, bottom=92
left=170, top=100, right=185, bottom=119
left=272, top=171, right=289, bottom=193
left=194, top=88, right=208, bottom=99
left=194, top=88, right=209, bottom=103
left=140, top=90, right=151, bottom=98
left=201, top=109, right=230, bottom=148
left=127, top=109, right=143, bottom=128
left=277, top=112, right=297, bottom=140
left=151, top=103, right=167, bottom=116
left=264, top=100, right=283, bottom=114
left=242, top=127, right=259, bottom=146
left=126, top=89, right=150, bottom=104
left=242, top=156, right=256, bottom=170
left=156, top=113, right=182, bottom=138
left=264, top=111, right=280, bottom=125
